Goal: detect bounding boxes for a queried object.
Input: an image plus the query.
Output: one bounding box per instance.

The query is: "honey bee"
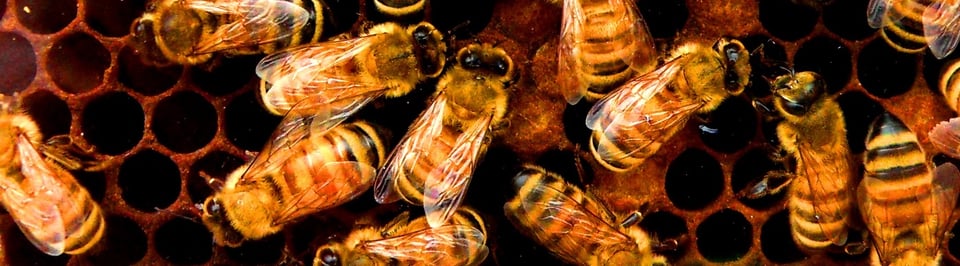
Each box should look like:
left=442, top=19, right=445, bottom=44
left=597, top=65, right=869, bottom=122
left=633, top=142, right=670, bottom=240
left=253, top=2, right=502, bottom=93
left=585, top=38, right=751, bottom=172
left=938, top=58, right=960, bottom=113
left=0, top=94, right=105, bottom=256
left=130, top=0, right=322, bottom=65
left=314, top=207, right=489, bottom=266
left=858, top=112, right=960, bottom=265
left=868, top=0, right=947, bottom=56
left=931, top=116, right=960, bottom=158
left=921, top=0, right=960, bottom=59
left=373, top=0, right=426, bottom=19
left=503, top=165, right=668, bottom=265
left=740, top=71, right=858, bottom=252
left=199, top=120, right=390, bottom=247
left=374, top=43, right=517, bottom=228
left=552, top=0, right=657, bottom=104
left=255, top=21, right=447, bottom=117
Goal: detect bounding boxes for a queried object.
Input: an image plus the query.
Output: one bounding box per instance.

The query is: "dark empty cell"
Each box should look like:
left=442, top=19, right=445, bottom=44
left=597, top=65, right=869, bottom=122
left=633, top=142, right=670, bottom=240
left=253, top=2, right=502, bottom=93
left=665, top=148, right=724, bottom=210
left=155, top=218, right=213, bottom=264
left=698, top=97, right=757, bottom=153
left=84, top=215, right=148, bottom=265
left=117, top=149, right=181, bottom=212
left=933, top=153, right=960, bottom=169
left=430, top=0, right=493, bottom=40
left=188, top=150, right=246, bottom=204
left=732, top=149, right=788, bottom=209
left=837, top=91, right=886, bottom=154
left=14, top=0, right=77, bottom=34
left=635, top=0, right=688, bottom=39
left=47, top=33, right=111, bottom=94
left=741, top=35, right=789, bottom=99
left=696, top=208, right=753, bottom=262
left=534, top=149, right=593, bottom=187
left=760, top=210, right=807, bottom=263
left=81, top=92, right=144, bottom=155
left=758, top=0, right=818, bottom=41
left=73, top=170, right=106, bottom=202
left=21, top=90, right=70, bottom=139
left=794, top=37, right=853, bottom=94
left=321, top=0, right=360, bottom=39
left=225, top=92, right=282, bottom=151
left=84, top=0, right=144, bottom=37
left=189, top=56, right=259, bottom=95
left=562, top=100, right=594, bottom=148
left=637, top=211, right=688, bottom=259
left=152, top=91, right=218, bottom=153
left=822, top=0, right=875, bottom=40
left=1, top=220, right=71, bottom=265
left=118, top=46, right=182, bottom=96
left=226, top=233, right=284, bottom=264
left=858, top=38, right=918, bottom=98
left=0, top=32, right=37, bottom=94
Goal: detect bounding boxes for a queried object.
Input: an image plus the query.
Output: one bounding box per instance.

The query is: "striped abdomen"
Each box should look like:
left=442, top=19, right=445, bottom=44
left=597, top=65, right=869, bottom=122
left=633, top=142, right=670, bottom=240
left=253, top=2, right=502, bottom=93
left=398, top=208, right=489, bottom=265
left=373, top=0, right=426, bottom=19
left=589, top=88, right=699, bottom=172
left=229, top=0, right=325, bottom=55
left=55, top=166, right=106, bottom=255
left=859, top=113, right=941, bottom=264
left=273, top=121, right=388, bottom=212
left=878, top=0, right=932, bottom=54
left=393, top=126, right=459, bottom=205
left=575, top=0, right=653, bottom=101
left=939, top=58, right=960, bottom=112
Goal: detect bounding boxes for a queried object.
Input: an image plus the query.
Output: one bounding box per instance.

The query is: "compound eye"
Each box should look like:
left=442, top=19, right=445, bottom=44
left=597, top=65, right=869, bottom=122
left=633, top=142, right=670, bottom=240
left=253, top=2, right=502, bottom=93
left=413, top=27, right=430, bottom=45
left=724, top=44, right=741, bottom=63
left=462, top=53, right=481, bottom=68
left=781, top=99, right=807, bottom=116
left=318, top=248, right=341, bottom=266
left=203, top=198, right=223, bottom=217
left=494, top=59, right=509, bottom=75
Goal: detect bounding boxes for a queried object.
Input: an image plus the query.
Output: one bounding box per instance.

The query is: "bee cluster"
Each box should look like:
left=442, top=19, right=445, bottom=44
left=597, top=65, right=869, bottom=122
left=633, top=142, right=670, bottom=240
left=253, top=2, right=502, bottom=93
left=2, top=0, right=960, bottom=265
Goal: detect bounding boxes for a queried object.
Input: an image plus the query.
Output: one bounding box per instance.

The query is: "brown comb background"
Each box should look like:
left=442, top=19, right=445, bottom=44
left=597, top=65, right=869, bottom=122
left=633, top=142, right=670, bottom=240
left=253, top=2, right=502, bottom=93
left=0, top=0, right=958, bottom=265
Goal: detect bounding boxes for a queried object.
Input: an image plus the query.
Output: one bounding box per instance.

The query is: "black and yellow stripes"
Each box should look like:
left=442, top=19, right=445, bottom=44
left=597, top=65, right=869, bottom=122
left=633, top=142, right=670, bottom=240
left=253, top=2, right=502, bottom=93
left=577, top=1, right=644, bottom=101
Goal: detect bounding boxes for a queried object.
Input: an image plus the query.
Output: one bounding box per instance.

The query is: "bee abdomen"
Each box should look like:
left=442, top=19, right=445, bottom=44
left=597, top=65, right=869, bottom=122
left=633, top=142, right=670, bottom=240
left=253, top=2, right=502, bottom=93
left=864, top=113, right=929, bottom=183
left=578, top=3, right=642, bottom=99
left=394, top=127, right=458, bottom=205
left=263, top=0, right=324, bottom=53
left=940, top=59, right=960, bottom=112
left=62, top=174, right=106, bottom=254
left=878, top=1, right=929, bottom=53
left=789, top=178, right=853, bottom=249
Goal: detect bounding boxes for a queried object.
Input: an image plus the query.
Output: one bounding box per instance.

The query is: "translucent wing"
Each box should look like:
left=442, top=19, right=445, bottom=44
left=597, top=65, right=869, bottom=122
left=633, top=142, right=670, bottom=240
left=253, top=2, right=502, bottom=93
left=0, top=135, right=68, bottom=255
left=256, top=35, right=388, bottom=116
left=798, top=142, right=851, bottom=246
left=867, top=0, right=890, bottom=29
left=924, top=1, right=960, bottom=59
left=424, top=115, right=492, bottom=228
left=585, top=58, right=700, bottom=163
left=557, top=0, right=587, bottom=105
left=274, top=161, right=377, bottom=224
left=929, top=163, right=960, bottom=250
left=929, top=117, right=960, bottom=159
left=615, top=0, right=657, bottom=73
left=504, top=178, right=634, bottom=263
left=187, top=0, right=310, bottom=54
left=374, top=96, right=448, bottom=203
left=362, top=224, right=489, bottom=266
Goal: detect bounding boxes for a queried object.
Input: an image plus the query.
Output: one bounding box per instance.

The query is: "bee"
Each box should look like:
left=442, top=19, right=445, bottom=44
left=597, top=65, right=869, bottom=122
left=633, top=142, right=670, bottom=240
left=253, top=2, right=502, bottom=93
left=931, top=116, right=960, bottom=158
left=503, top=165, right=668, bottom=265
left=585, top=38, right=751, bottom=172
left=868, top=0, right=947, bottom=56
left=374, top=43, right=517, bottom=228
left=740, top=71, right=858, bottom=252
left=0, top=94, right=105, bottom=256
left=255, top=21, right=447, bottom=117
left=373, top=0, right=426, bottom=19
left=314, top=207, right=489, bottom=266
left=922, top=0, right=960, bottom=59
left=552, top=0, right=658, bottom=104
left=938, top=58, right=960, bottom=113
left=130, top=0, right=322, bottom=65
left=199, top=120, right=390, bottom=247
left=858, top=112, right=960, bottom=265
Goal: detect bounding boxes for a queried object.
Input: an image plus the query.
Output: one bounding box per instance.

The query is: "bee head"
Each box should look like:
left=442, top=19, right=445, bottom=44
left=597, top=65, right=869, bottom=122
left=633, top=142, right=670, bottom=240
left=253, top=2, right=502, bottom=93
left=772, top=71, right=826, bottom=117
left=315, top=246, right=342, bottom=266
left=200, top=196, right=245, bottom=247
left=129, top=0, right=213, bottom=65
left=409, top=22, right=447, bottom=78
left=713, top=38, right=751, bottom=95
left=455, top=43, right=517, bottom=84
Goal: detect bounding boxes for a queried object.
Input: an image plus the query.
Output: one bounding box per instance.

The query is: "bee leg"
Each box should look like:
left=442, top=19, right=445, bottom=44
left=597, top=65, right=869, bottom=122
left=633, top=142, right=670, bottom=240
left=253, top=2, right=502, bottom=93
left=198, top=171, right=225, bottom=192
left=737, top=170, right=794, bottom=199
left=651, top=237, right=683, bottom=253
left=838, top=229, right=870, bottom=255
left=40, top=134, right=114, bottom=172
left=619, top=202, right=652, bottom=227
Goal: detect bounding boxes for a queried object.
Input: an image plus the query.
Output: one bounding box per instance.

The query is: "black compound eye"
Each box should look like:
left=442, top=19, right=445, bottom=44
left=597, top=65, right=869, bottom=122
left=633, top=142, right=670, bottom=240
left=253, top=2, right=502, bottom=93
left=319, top=248, right=341, bottom=266
left=494, top=59, right=509, bottom=75
left=724, top=44, right=741, bottom=63
left=463, top=53, right=481, bottom=68
left=780, top=99, right=807, bottom=116
left=204, top=198, right=223, bottom=217
left=413, top=27, right=430, bottom=45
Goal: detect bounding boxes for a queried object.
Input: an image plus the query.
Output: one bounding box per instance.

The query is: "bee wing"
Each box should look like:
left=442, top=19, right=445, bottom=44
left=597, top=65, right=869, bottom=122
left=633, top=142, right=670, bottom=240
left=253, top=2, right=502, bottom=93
left=930, top=117, right=960, bottom=159
left=361, top=224, right=489, bottom=265
left=618, top=0, right=656, bottom=72
left=866, top=0, right=891, bottom=28
left=256, top=36, right=389, bottom=115
left=273, top=161, right=377, bottom=224
left=187, top=0, right=310, bottom=54
left=423, top=114, right=492, bottom=228
left=585, top=59, right=700, bottom=162
left=930, top=163, right=960, bottom=248
left=798, top=144, right=851, bottom=246
left=0, top=135, right=68, bottom=255
left=504, top=180, right=633, bottom=263
left=924, top=1, right=960, bottom=59
left=557, top=0, right=587, bottom=105
left=374, top=96, right=448, bottom=203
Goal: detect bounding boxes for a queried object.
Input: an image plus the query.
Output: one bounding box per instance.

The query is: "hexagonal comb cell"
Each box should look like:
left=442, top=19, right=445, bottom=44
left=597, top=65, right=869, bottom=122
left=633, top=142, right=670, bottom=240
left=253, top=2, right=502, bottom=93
left=5, top=0, right=960, bottom=264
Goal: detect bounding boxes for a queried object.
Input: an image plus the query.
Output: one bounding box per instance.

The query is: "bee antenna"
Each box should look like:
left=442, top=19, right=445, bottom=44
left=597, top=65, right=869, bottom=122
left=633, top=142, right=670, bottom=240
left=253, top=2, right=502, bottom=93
left=155, top=206, right=200, bottom=224
left=446, top=20, right=472, bottom=37
left=199, top=171, right=225, bottom=192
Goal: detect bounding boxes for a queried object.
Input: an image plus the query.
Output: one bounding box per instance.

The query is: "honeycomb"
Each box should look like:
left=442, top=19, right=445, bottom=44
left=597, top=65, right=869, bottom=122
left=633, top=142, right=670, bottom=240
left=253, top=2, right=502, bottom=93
left=0, top=0, right=959, bottom=265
